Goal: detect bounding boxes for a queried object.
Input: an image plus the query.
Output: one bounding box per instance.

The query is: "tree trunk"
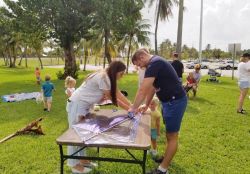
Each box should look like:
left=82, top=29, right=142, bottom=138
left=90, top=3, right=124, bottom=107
left=18, top=46, right=24, bottom=66
left=37, top=53, right=43, bottom=69
left=5, top=54, right=9, bottom=66
left=63, top=41, right=77, bottom=78
left=8, top=47, right=14, bottom=68
left=18, top=56, right=23, bottom=66
left=1, top=52, right=7, bottom=66
left=12, top=44, right=17, bottom=68
left=155, top=2, right=160, bottom=55
left=104, top=29, right=111, bottom=66
left=176, top=0, right=184, bottom=59
left=23, top=47, right=28, bottom=68
left=83, top=49, right=88, bottom=71
left=94, top=56, right=97, bottom=66
left=126, top=35, right=133, bottom=74
left=25, top=55, right=28, bottom=68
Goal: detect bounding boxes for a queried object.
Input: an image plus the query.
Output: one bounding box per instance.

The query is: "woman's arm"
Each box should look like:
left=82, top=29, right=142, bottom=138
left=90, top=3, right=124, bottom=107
left=103, top=90, right=130, bottom=110
left=117, top=99, right=130, bottom=110
left=116, top=90, right=131, bottom=106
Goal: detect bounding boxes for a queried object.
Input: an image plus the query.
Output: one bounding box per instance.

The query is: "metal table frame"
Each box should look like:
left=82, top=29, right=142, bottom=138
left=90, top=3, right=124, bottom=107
left=58, top=145, right=147, bottom=174
left=56, top=109, right=150, bottom=174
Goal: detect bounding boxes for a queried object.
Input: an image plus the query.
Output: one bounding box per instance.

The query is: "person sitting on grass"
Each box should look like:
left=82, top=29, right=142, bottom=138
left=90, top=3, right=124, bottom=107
left=148, top=97, right=161, bottom=158
left=183, top=72, right=196, bottom=96
left=191, top=64, right=202, bottom=97
left=41, top=75, right=55, bottom=112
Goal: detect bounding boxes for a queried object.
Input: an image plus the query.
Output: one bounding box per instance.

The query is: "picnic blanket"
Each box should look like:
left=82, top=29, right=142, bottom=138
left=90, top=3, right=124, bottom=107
left=2, top=92, right=40, bottom=102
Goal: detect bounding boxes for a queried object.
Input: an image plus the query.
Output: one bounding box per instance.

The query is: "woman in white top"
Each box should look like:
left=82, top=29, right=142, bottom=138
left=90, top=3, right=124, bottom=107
left=66, top=61, right=131, bottom=173
left=237, top=53, right=250, bottom=114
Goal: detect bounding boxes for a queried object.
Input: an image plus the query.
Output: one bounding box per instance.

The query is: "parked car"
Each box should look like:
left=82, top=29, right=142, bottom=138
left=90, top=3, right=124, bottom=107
left=219, top=60, right=238, bottom=70
left=186, top=62, right=209, bottom=69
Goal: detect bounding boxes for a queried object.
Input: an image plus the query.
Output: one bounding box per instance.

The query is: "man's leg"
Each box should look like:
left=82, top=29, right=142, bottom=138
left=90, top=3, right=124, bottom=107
left=160, top=132, right=178, bottom=169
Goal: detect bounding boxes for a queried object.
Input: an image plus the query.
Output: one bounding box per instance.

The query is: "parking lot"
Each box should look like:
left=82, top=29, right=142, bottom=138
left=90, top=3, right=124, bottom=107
left=183, top=62, right=239, bottom=78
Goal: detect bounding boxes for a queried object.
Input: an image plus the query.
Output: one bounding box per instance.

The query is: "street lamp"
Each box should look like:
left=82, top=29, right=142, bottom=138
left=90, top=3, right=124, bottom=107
left=198, top=0, right=203, bottom=63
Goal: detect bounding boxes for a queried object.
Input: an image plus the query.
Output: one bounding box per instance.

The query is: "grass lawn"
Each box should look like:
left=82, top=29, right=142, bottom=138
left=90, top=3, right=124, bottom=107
left=0, top=65, right=250, bottom=174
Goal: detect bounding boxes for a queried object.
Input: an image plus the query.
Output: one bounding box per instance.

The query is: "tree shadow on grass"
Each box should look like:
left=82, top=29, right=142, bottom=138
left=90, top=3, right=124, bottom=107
left=185, top=96, right=215, bottom=115
left=188, top=96, right=215, bottom=106
left=185, top=104, right=200, bottom=114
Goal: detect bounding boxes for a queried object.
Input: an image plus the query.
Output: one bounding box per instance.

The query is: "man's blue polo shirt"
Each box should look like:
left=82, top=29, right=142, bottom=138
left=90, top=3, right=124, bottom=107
left=144, top=55, right=186, bottom=102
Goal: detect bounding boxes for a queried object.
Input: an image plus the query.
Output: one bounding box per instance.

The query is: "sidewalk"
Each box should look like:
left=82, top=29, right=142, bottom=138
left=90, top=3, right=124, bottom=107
left=45, top=64, right=137, bottom=73
left=45, top=64, right=238, bottom=78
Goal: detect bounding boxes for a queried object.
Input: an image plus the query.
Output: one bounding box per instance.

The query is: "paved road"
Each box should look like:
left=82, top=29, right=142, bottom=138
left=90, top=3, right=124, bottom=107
left=45, top=64, right=239, bottom=78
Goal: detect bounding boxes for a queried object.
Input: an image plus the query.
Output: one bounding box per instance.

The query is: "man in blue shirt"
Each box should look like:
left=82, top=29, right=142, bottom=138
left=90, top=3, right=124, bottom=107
left=129, top=49, right=187, bottom=174
left=42, top=75, right=55, bottom=112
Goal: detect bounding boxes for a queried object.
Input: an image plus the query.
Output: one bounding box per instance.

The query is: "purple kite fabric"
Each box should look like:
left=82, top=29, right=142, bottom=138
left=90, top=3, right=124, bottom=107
left=73, top=114, right=128, bottom=133
left=72, top=113, right=141, bottom=143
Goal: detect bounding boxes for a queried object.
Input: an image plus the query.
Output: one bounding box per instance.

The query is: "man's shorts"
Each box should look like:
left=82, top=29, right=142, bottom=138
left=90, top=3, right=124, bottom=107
left=162, top=96, right=187, bottom=133
left=238, top=81, right=250, bottom=89
left=151, top=129, right=157, bottom=140
left=43, top=96, right=52, bottom=102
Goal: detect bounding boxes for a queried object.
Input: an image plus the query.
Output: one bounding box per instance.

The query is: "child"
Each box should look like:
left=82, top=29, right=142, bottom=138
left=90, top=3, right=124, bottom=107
left=41, top=75, right=55, bottom=112
left=35, top=67, right=41, bottom=85
left=184, top=72, right=196, bottom=93
left=149, top=97, right=161, bottom=157
left=65, top=76, right=76, bottom=98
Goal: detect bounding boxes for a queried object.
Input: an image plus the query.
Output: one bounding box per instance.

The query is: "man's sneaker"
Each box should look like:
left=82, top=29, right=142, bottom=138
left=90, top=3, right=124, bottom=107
left=146, top=168, right=169, bottom=174
left=154, top=156, right=164, bottom=163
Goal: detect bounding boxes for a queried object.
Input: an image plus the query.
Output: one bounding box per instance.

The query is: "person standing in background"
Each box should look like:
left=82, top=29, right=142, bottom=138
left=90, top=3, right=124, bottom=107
left=35, top=67, right=41, bottom=85
left=41, top=75, right=55, bottom=112
left=65, top=76, right=76, bottom=98
left=148, top=97, right=161, bottom=158
left=237, top=53, right=250, bottom=114
left=171, top=52, right=184, bottom=83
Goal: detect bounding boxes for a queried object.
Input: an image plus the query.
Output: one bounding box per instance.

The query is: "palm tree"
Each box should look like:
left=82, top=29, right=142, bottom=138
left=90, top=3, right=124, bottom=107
left=118, top=19, right=151, bottom=73
left=147, top=0, right=178, bottom=54
left=88, top=28, right=119, bottom=68
left=176, top=0, right=184, bottom=58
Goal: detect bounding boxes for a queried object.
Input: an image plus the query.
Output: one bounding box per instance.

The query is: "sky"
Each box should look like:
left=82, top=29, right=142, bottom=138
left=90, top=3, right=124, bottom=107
left=1, top=0, right=250, bottom=51
left=142, top=0, right=250, bottom=51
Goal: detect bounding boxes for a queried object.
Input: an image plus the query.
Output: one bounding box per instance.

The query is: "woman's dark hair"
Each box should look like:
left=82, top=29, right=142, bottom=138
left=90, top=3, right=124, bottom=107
left=106, top=61, right=126, bottom=106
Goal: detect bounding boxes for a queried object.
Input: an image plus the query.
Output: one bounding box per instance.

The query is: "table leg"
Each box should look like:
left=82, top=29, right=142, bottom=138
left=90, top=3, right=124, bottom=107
left=142, top=150, right=147, bottom=174
left=59, top=145, right=64, bottom=174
